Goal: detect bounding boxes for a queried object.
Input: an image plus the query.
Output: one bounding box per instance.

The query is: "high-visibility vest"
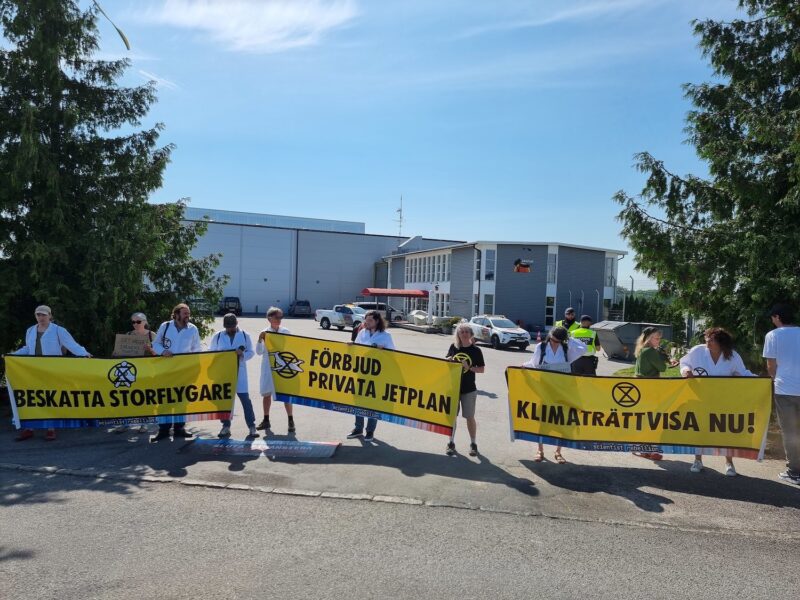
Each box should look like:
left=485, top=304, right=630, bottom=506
left=570, top=326, right=597, bottom=355
left=554, top=320, right=580, bottom=334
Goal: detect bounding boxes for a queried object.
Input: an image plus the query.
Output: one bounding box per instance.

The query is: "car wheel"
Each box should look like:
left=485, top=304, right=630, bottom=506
left=320, top=318, right=331, bottom=330
left=393, top=315, right=403, bottom=322
left=491, top=335, right=501, bottom=349
left=517, top=343, right=529, bottom=351
left=336, top=326, right=344, bottom=330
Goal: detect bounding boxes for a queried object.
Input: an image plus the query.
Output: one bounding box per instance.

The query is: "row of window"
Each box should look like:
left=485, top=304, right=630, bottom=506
left=405, top=254, right=451, bottom=283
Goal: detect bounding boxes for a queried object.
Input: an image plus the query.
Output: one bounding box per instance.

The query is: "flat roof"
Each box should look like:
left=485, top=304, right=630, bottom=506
left=383, top=241, right=627, bottom=259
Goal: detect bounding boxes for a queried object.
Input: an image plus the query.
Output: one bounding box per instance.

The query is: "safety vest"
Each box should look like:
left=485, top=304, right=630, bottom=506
left=570, top=326, right=597, bottom=355
left=554, top=320, right=579, bottom=334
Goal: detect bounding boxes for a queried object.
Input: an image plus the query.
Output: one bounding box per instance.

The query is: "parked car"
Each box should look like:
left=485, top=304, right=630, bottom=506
left=219, top=296, right=242, bottom=316
left=468, top=315, right=531, bottom=350
left=314, top=304, right=367, bottom=331
left=288, top=299, right=312, bottom=317
left=353, top=302, right=405, bottom=322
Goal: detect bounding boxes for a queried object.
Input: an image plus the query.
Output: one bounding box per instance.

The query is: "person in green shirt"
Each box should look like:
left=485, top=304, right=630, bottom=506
left=632, top=326, right=678, bottom=461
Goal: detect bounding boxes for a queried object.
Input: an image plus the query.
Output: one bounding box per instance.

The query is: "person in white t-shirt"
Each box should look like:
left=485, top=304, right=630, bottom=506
left=763, top=303, right=800, bottom=486
left=347, top=310, right=395, bottom=442
left=522, top=326, right=585, bottom=464
left=680, top=327, right=754, bottom=476
left=255, top=306, right=295, bottom=434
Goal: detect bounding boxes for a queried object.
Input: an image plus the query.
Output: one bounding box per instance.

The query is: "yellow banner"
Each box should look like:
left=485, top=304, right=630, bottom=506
left=266, top=334, right=462, bottom=435
left=6, top=352, right=237, bottom=428
left=506, top=368, right=773, bottom=458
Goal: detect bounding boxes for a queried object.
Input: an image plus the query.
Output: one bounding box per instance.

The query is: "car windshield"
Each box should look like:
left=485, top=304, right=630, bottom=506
left=352, top=307, right=367, bottom=315
left=490, top=318, right=517, bottom=328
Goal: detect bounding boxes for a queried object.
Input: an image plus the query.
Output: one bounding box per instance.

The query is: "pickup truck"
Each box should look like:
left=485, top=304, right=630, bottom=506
left=314, top=305, right=367, bottom=331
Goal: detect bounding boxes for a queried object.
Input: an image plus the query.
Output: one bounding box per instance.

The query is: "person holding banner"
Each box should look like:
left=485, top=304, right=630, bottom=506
left=445, top=323, right=485, bottom=456
left=347, top=310, right=395, bottom=442
left=523, top=326, right=585, bottom=463
left=680, top=327, right=754, bottom=476
left=12, top=305, right=92, bottom=442
left=256, top=307, right=295, bottom=433
left=633, top=326, right=678, bottom=461
left=211, top=313, right=257, bottom=439
left=150, top=303, right=203, bottom=442
left=763, top=303, right=800, bottom=486
left=110, top=312, right=157, bottom=433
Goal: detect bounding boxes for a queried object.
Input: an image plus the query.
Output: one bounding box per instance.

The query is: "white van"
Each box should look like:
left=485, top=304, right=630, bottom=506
left=353, top=302, right=405, bottom=322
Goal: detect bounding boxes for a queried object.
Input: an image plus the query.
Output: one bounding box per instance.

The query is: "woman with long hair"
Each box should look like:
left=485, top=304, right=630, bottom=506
left=445, top=323, right=485, bottom=456
left=680, top=327, right=754, bottom=476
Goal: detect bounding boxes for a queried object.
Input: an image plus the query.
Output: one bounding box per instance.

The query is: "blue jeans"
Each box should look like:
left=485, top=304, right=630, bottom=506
left=221, top=393, right=256, bottom=428
left=354, top=415, right=377, bottom=434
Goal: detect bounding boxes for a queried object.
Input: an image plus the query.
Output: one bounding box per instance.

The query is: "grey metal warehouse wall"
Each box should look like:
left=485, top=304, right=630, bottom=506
left=449, top=247, right=476, bottom=319
left=554, top=246, right=605, bottom=322
left=494, top=244, right=549, bottom=327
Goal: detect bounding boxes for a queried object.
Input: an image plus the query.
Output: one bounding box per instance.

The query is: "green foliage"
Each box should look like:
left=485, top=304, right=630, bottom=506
left=614, top=0, right=800, bottom=359
left=0, top=0, right=226, bottom=360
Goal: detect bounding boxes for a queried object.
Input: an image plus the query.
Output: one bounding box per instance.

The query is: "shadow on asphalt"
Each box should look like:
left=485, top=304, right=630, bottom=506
left=0, top=544, right=36, bottom=563
left=520, top=458, right=800, bottom=512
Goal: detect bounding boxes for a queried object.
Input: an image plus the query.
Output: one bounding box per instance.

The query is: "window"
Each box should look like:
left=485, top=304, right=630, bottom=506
left=605, top=256, right=615, bottom=287
left=485, top=249, right=496, bottom=281
left=475, top=252, right=482, bottom=280
left=547, top=253, right=557, bottom=284
left=473, top=294, right=480, bottom=316
left=445, top=254, right=451, bottom=281
left=545, top=296, right=555, bottom=326
left=435, top=255, right=441, bottom=282
left=484, top=294, right=494, bottom=315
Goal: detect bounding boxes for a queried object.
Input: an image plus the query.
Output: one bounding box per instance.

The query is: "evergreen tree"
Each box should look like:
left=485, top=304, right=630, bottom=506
left=0, top=0, right=225, bottom=358
left=614, top=0, right=799, bottom=362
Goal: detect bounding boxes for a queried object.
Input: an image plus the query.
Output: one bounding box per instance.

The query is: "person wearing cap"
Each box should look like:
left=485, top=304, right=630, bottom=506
left=256, top=306, right=296, bottom=434
left=150, top=302, right=203, bottom=442
left=554, top=307, right=580, bottom=334
left=210, top=313, right=257, bottom=438
left=11, top=305, right=91, bottom=442
left=570, top=315, right=601, bottom=376
left=522, top=326, right=586, bottom=464
left=110, top=312, right=157, bottom=434
left=763, top=303, right=800, bottom=486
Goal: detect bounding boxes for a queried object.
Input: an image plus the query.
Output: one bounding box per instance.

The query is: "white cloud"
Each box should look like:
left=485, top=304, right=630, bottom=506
left=138, top=69, right=179, bottom=90
left=140, top=0, right=359, bottom=53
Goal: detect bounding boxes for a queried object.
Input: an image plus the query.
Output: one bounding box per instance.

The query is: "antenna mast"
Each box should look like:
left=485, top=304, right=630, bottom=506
left=395, top=195, right=404, bottom=237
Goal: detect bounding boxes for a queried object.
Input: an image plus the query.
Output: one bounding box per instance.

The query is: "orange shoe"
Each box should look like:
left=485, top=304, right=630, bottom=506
left=45, top=429, right=57, bottom=441
left=15, top=428, right=34, bottom=441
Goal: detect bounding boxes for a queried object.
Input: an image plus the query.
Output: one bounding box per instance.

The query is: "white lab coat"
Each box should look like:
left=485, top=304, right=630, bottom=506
left=256, top=326, right=290, bottom=396
left=14, top=323, right=89, bottom=357
left=209, top=329, right=254, bottom=394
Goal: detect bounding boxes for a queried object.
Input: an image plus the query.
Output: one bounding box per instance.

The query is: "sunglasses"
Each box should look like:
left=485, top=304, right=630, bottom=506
left=131, top=320, right=143, bottom=324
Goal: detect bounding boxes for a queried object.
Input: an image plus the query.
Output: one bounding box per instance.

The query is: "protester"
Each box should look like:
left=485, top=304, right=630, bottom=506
left=445, top=323, right=485, bottom=456
left=633, top=326, right=678, bottom=461
left=211, top=313, right=257, bottom=439
left=12, top=305, right=91, bottom=441
left=522, top=326, right=585, bottom=463
left=347, top=310, right=395, bottom=442
left=150, top=303, right=203, bottom=442
left=680, top=327, right=754, bottom=476
left=554, top=307, right=579, bottom=334
left=570, top=314, right=600, bottom=375
left=763, top=303, right=800, bottom=486
left=256, top=306, right=295, bottom=433
left=110, top=312, right=156, bottom=434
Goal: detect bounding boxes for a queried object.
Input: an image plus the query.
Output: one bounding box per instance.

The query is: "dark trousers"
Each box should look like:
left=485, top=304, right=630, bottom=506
left=571, top=355, right=598, bottom=376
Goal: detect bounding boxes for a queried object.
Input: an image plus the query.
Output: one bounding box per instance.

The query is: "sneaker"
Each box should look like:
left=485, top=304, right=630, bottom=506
left=111, top=424, right=128, bottom=434
left=446, top=441, right=456, bottom=456
left=172, top=428, right=193, bottom=439
left=247, top=425, right=259, bottom=438
left=256, top=417, right=270, bottom=431
left=690, top=459, right=703, bottom=473
left=347, top=429, right=363, bottom=439
left=137, top=425, right=149, bottom=434
left=150, top=430, right=170, bottom=443
left=15, top=428, right=34, bottom=442
left=364, top=431, right=375, bottom=442
left=287, top=418, right=296, bottom=434
left=778, top=471, right=800, bottom=485
left=469, top=442, right=478, bottom=457
left=218, top=425, right=231, bottom=438
left=44, top=429, right=57, bottom=442
left=725, top=464, right=737, bottom=477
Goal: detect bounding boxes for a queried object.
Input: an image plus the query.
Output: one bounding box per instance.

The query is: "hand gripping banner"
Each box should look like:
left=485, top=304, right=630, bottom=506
left=6, top=351, right=238, bottom=429
left=506, top=368, right=773, bottom=459
left=266, top=334, right=462, bottom=436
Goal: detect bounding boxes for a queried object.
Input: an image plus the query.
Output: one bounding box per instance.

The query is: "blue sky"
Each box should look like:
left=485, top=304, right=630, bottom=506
left=92, top=0, right=742, bottom=290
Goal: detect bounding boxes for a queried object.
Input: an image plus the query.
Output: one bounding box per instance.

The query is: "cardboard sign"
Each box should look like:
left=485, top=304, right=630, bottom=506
left=112, top=334, right=149, bottom=357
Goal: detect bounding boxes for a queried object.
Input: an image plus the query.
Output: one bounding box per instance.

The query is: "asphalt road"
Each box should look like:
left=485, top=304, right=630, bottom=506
left=2, top=315, right=799, bottom=598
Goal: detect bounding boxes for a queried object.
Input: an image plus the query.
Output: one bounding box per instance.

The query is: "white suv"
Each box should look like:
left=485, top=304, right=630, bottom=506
left=469, top=315, right=531, bottom=351
left=353, top=302, right=405, bottom=322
